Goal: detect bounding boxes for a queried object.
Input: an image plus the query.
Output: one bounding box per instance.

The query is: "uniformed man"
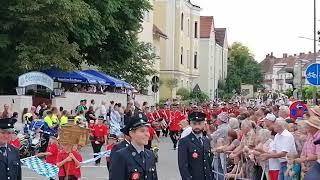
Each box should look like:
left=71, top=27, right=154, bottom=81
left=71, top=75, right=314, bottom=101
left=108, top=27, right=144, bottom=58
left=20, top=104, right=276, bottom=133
left=0, top=118, right=21, bottom=180
left=110, top=113, right=158, bottom=180
left=178, top=112, right=212, bottom=180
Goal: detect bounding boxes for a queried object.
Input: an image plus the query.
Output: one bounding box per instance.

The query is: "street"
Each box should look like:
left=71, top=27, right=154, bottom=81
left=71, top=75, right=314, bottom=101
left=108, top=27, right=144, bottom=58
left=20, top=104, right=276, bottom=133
left=22, top=136, right=181, bottom=180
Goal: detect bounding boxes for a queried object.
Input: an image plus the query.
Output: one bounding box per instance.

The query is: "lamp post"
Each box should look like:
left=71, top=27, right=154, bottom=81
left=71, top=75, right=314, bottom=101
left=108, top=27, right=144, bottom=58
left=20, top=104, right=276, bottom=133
left=314, top=0, right=317, bottom=62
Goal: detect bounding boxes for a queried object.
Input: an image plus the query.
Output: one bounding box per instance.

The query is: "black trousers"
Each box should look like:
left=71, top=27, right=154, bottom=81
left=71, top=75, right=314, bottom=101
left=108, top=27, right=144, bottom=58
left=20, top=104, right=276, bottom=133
left=156, top=131, right=161, bottom=137
left=162, top=127, right=169, bottom=137
left=169, top=131, right=179, bottom=149
left=91, top=141, right=104, bottom=164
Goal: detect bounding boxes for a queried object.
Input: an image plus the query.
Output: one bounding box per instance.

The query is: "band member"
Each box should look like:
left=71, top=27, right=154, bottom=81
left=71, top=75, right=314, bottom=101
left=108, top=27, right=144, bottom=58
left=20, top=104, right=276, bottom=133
left=0, top=118, right=22, bottom=180
left=169, top=104, right=185, bottom=150
left=146, top=106, right=155, bottom=123
left=151, top=107, right=162, bottom=137
left=178, top=112, right=213, bottom=180
left=110, top=113, right=158, bottom=180
left=160, top=104, right=171, bottom=137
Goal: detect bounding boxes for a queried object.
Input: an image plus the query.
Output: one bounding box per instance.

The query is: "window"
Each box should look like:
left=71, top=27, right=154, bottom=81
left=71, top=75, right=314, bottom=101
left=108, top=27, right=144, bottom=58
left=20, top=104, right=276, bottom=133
left=194, top=52, right=198, bottom=69
left=181, top=13, right=184, bottom=31
left=180, top=47, right=183, bottom=64
left=187, top=19, right=190, bottom=36
left=194, top=21, right=198, bottom=38
left=144, top=11, right=150, bottom=22
left=186, top=50, right=190, bottom=68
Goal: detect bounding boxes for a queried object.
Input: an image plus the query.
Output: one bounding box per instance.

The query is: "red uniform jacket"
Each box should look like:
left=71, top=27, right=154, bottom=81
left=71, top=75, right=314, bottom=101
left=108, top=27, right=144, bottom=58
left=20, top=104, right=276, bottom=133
left=169, top=111, right=184, bottom=131
left=146, top=112, right=155, bottom=123
left=164, top=109, right=171, bottom=123
left=152, top=111, right=161, bottom=121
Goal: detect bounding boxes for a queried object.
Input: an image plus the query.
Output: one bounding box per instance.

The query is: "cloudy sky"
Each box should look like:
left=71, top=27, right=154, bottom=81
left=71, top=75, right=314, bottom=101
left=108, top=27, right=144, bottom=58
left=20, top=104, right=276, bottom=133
left=193, top=0, right=320, bottom=62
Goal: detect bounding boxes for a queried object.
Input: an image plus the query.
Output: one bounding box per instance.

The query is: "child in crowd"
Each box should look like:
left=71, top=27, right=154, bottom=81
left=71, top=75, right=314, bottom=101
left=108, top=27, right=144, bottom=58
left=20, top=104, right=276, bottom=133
left=225, top=156, right=243, bottom=179
left=9, top=130, right=21, bottom=149
left=106, top=134, right=117, bottom=171
left=72, top=145, right=82, bottom=180
left=37, top=136, right=59, bottom=180
left=56, top=144, right=82, bottom=180
left=37, top=136, right=59, bottom=165
left=286, top=153, right=301, bottom=180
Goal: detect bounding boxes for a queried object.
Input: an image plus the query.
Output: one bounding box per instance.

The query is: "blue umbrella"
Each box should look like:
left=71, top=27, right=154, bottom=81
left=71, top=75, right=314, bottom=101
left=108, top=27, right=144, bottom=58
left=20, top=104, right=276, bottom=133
left=74, top=71, right=110, bottom=85
left=42, top=68, right=87, bottom=83
left=82, top=70, right=134, bottom=89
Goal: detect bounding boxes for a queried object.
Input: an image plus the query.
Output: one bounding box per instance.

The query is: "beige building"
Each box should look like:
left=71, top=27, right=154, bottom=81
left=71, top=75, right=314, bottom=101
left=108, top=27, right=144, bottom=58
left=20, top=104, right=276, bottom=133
left=154, top=0, right=201, bottom=100
left=138, top=0, right=167, bottom=102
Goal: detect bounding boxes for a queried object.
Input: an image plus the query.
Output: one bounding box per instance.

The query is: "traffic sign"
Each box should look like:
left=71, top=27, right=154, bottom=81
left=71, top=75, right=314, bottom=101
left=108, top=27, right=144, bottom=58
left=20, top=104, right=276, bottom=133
left=152, top=84, right=159, bottom=93
left=289, top=101, right=308, bottom=120
left=306, top=63, right=320, bottom=85
left=151, top=76, right=160, bottom=84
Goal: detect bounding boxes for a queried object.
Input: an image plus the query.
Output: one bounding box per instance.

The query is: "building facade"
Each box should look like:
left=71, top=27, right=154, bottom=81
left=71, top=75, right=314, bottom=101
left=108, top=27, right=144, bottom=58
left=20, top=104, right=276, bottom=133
left=154, top=0, right=201, bottom=99
left=260, top=52, right=319, bottom=91
left=195, top=16, right=228, bottom=99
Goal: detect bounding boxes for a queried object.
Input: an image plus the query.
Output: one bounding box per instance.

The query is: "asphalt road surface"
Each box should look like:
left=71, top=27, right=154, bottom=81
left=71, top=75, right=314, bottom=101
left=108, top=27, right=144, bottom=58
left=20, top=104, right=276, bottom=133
left=22, top=136, right=181, bottom=180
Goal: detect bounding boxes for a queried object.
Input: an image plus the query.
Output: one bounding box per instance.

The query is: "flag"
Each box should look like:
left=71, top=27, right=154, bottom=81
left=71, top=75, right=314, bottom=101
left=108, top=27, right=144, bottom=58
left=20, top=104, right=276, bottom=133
left=20, top=156, right=58, bottom=178
left=82, top=150, right=111, bottom=164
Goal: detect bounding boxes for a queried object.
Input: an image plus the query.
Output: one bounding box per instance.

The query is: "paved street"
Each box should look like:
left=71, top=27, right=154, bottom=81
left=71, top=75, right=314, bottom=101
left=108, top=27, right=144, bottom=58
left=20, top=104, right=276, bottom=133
left=22, top=136, right=181, bottom=180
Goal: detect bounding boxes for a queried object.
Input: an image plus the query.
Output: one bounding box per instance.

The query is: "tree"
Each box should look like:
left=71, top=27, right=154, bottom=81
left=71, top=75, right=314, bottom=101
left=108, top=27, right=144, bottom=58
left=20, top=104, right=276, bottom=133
left=166, top=78, right=178, bottom=96
left=220, top=42, right=263, bottom=97
left=176, top=87, right=190, bottom=100
left=100, top=41, right=157, bottom=90
left=189, top=90, right=209, bottom=103
left=0, top=0, right=153, bottom=93
left=284, top=88, right=293, bottom=98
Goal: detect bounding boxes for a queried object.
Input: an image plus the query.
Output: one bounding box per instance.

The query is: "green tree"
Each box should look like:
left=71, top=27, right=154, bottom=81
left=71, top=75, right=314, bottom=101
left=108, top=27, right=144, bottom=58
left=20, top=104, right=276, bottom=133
left=176, top=87, right=190, bottom=100
left=284, top=88, right=293, bottom=98
left=189, top=91, right=209, bottom=103
left=0, top=0, right=152, bottom=93
left=166, top=78, right=178, bottom=96
left=221, top=42, right=263, bottom=97
left=100, top=41, right=157, bottom=90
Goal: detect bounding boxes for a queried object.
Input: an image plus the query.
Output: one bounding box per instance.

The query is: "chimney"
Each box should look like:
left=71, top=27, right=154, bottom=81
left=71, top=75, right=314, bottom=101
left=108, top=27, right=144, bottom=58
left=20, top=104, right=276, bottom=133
left=271, top=52, right=274, bottom=57
left=294, top=54, right=297, bottom=56
left=309, top=51, right=312, bottom=54
left=266, top=54, right=270, bottom=58
left=299, top=52, right=304, bottom=56
left=283, top=53, right=288, bottom=58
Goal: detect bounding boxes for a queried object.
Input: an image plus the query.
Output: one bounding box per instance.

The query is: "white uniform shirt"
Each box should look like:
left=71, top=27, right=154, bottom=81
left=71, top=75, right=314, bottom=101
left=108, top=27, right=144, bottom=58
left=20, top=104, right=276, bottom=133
left=272, top=129, right=297, bottom=163
left=180, top=126, right=192, bottom=139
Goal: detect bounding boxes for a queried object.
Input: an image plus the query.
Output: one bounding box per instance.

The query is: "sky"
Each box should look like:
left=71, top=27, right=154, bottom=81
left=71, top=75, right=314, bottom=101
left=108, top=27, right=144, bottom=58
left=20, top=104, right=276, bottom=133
left=193, top=0, right=320, bottom=62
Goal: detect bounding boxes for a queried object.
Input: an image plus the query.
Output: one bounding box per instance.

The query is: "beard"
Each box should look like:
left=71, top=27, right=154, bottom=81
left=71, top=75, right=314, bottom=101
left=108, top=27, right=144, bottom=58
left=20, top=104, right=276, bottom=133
left=193, top=128, right=203, bottom=134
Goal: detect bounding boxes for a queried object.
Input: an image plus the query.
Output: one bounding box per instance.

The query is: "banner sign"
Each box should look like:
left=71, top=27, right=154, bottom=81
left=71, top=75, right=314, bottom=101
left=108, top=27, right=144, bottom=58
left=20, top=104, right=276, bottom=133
left=18, top=72, right=54, bottom=90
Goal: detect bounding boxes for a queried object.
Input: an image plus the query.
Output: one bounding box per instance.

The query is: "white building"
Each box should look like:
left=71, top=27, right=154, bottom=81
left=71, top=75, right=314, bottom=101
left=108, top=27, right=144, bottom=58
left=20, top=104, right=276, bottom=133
left=195, top=16, right=228, bottom=99
left=260, top=52, right=319, bottom=91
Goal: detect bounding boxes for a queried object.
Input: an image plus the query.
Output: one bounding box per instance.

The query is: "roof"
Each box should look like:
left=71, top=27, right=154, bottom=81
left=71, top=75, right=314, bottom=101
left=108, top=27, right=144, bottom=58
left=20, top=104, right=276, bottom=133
left=153, top=24, right=168, bottom=39
left=200, top=16, right=214, bottom=38
left=260, top=52, right=320, bottom=74
left=215, top=28, right=226, bottom=47
left=188, top=0, right=201, bottom=8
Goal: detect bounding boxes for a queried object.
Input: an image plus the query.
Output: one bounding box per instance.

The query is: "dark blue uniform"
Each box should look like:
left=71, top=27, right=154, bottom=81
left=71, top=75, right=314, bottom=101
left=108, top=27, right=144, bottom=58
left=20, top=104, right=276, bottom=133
left=110, top=139, right=130, bottom=159
left=111, top=144, right=158, bottom=180
left=0, top=144, right=22, bottom=180
left=109, top=139, right=130, bottom=177
left=178, top=133, right=213, bottom=180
